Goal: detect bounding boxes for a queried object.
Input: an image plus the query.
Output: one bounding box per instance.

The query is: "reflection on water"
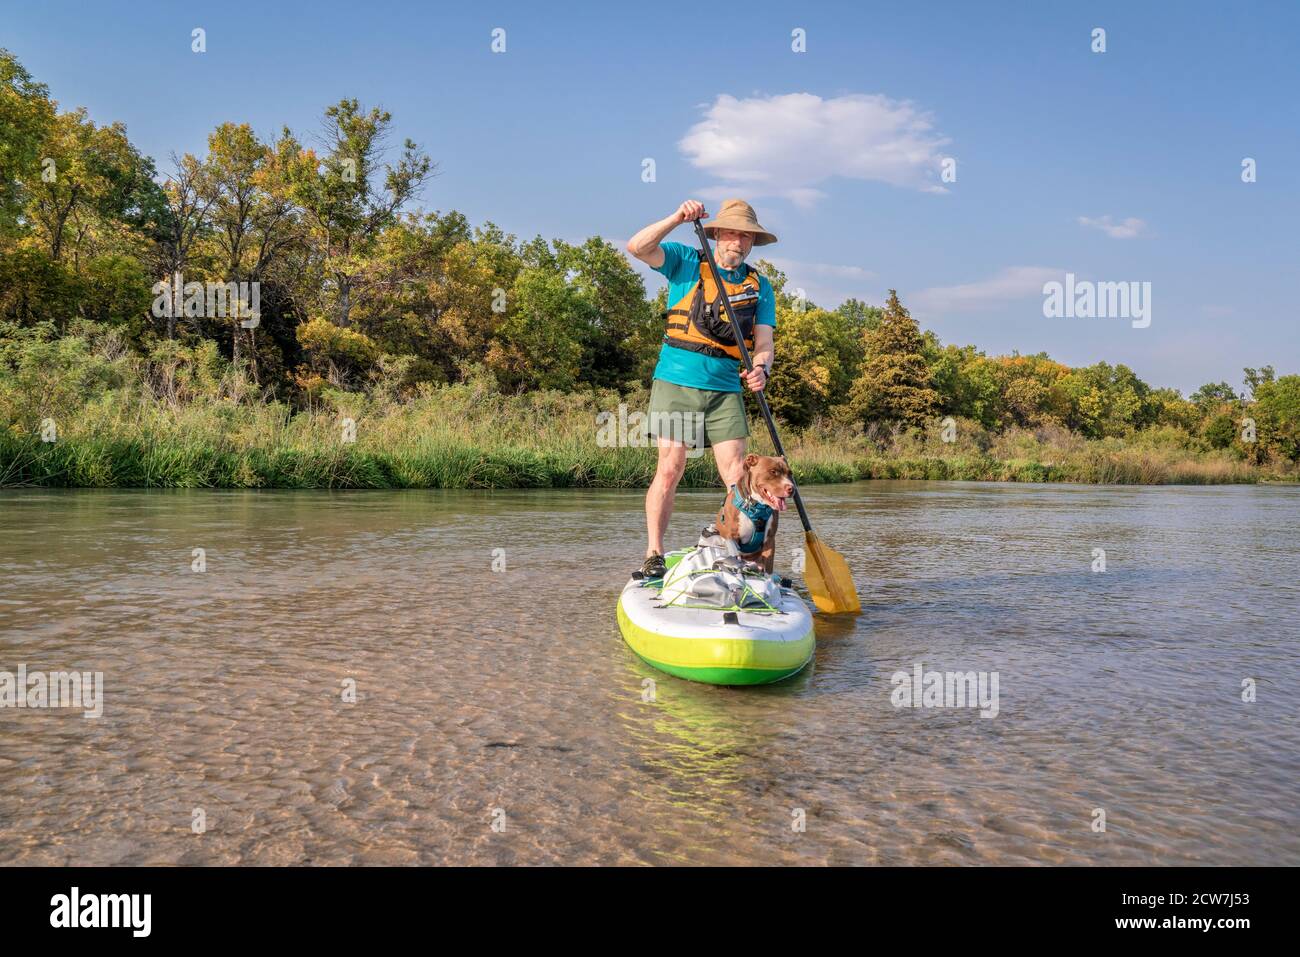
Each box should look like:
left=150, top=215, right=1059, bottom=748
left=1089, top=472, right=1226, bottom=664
left=0, top=482, right=1297, bottom=865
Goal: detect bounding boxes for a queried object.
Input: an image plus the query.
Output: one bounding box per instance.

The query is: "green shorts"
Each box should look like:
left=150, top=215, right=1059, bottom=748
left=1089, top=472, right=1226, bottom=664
left=645, top=379, right=750, bottom=449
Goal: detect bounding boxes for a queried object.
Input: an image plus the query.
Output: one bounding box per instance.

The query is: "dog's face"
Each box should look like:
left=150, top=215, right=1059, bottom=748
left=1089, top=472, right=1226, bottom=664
left=743, top=453, right=794, bottom=512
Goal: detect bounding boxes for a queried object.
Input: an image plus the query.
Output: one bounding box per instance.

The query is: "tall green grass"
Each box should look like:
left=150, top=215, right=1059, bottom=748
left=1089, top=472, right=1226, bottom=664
left=0, top=325, right=1291, bottom=489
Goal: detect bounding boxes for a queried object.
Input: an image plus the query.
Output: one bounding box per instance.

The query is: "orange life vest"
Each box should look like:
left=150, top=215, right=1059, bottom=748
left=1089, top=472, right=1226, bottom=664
left=662, top=258, right=761, bottom=361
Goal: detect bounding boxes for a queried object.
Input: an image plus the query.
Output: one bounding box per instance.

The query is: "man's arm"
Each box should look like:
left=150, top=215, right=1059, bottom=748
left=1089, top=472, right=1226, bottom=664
left=626, top=199, right=706, bottom=270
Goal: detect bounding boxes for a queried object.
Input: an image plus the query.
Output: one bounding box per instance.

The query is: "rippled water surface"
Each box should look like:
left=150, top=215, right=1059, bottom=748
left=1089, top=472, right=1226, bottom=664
left=1, top=482, right=1297, bottom=865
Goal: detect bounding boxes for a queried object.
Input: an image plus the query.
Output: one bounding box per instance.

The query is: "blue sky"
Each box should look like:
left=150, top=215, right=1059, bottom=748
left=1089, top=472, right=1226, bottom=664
left=5, top=0, right=1297, bottom=393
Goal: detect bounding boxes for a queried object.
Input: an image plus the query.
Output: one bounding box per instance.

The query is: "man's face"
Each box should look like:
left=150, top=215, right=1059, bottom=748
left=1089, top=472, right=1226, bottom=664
left=714, top=229, right=753, bottom=269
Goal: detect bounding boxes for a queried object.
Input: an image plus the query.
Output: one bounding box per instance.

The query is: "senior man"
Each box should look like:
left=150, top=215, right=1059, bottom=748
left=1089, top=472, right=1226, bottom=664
left=625, top=198, right=778, bottom=578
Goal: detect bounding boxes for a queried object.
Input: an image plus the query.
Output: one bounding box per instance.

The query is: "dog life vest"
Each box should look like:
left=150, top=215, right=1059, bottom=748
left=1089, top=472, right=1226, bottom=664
left=728, top=485, right=773, bottom=553
left=663, top=258, right=761, bottom=361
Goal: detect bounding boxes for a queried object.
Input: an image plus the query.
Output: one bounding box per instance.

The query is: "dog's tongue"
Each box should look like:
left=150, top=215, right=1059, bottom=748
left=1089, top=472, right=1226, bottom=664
left=760, top=488, right=789, bottom=512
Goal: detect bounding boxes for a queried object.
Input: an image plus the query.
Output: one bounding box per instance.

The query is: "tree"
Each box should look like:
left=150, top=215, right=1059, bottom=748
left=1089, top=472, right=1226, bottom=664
left=1251, top=374, right=1300, bottom=461
left=152, top=152, right=213, bottom=339
left=28, top=108, right=160, bottom=265
left=1058, top=361, right=1155, bottom=438
left=835, top=297, right=882, bottom=333
left=848, top=290, right=938, bottom=428
left=1203, top=413, right=1236, bottom=449
left=991, top=353, right=1071, bottom=429
left=1147, top=387, right=1199, bottom=432
left=766, top=305, right=864, bottom=426
left=0, top=247, right=81, bottom=327
left=294, top=316, right=378, bottom=392
left=78, top=253, right=154, bottom=343
left=350, top=211, right=500, bottom=385
left=487, top=265, right=586, bottom=392
left=201, top=123, right=302, bottom=372
left=1191, top=381, right=1239, bottom=407
left=0, top=48, right=54, bottom=239
left=286, top=99, right=434, bottom=328
left=1243, top=365, right=1275, bottom=400
left=553, top=236, right=654, bottom=390
left=927, top=343, right=1002, bottom=429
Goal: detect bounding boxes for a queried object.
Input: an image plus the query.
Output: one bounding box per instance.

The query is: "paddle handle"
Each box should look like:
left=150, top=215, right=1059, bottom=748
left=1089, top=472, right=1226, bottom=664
left=692, top=220, right=813, bottom=534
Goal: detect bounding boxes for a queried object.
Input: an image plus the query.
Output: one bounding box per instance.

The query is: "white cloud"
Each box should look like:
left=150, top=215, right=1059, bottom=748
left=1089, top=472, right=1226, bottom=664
left=679, top=92, right=952, bottom=206
left=1078, top=215, right=1147, bottom=239
left=910, top=266, right=1062, bottom=314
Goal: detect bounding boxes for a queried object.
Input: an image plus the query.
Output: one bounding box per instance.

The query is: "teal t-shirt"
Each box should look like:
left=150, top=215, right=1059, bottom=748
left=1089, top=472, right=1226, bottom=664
left=652, top=241, right=776, bottom=393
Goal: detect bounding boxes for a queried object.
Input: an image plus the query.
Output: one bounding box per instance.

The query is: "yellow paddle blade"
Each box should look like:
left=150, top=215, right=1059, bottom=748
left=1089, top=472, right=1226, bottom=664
left=802, top=530, right=861, bottom=614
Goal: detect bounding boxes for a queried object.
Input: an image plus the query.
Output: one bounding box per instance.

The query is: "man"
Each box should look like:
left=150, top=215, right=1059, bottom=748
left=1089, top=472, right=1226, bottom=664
left=625, top=198, right=778, bottom=578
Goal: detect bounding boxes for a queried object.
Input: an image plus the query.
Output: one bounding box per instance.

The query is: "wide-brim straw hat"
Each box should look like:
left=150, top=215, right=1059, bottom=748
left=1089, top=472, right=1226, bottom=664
left=703, top=199, right=778, bottom=246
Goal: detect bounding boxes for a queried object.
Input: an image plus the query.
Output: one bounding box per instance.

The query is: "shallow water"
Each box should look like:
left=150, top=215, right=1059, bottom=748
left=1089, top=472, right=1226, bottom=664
left=0, top=481, right=1297, bottom=865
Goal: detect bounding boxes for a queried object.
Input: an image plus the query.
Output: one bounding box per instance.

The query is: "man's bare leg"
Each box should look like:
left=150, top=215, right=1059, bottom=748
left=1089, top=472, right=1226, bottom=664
left=646, top=437, right=688, bottom=558
left=711, top=437, right=749, bottom=492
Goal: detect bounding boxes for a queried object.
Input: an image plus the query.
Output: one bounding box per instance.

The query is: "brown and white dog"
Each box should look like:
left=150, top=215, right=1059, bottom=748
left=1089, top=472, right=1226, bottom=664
left=714, top=454, right=795, bottom=573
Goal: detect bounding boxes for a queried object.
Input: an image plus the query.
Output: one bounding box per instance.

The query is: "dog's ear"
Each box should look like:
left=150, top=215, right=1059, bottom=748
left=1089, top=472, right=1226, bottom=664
left=743, top=453, right=759, bottom=468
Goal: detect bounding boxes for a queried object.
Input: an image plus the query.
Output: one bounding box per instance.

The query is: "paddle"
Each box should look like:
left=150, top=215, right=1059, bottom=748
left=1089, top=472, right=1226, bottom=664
left=692, top=219, right=861, bottom=614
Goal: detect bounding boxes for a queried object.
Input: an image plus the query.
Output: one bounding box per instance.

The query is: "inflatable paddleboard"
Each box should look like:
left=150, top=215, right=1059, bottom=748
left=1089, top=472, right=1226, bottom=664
left=617, top=547, right=815, bottom=685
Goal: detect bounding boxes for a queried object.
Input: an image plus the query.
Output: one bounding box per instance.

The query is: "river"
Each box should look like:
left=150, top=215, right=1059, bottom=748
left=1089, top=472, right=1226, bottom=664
left=1, top=482, right=1296, bottom=865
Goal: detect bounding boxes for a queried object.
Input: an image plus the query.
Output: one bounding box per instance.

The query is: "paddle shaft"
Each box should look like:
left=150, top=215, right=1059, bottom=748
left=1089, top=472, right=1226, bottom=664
left=692, top=219, right=813, bottom=534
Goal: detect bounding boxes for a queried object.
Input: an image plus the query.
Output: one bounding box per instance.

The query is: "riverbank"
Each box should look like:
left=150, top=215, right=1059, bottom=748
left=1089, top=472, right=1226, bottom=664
left=3, top=325, right=1292, bottom=490
left=0, top=434, right=1274, bottom=489
left=1, top=368, right=1287, bottom=489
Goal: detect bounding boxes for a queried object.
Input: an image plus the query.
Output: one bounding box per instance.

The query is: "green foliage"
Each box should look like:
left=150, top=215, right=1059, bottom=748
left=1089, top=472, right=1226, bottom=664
left=295, top=317, right=378, bottom=391
left=927, top=343, right=1001, bottom=429
left=284, top=98, right=434, bottom=328
left=766, top=305, right=864, bottom=426
left=835, top=298, right=881, bottom=332
left=1243, top=365, right=1275, bottom=399
left=0, top=247, right=81, bottom=327
left=989, top=353, right=1071, bottom=428
left=28, top=107, right=161, bottom=261
left=1191, top=381, right=1238, bottom=407
left=849, top=290, right=939, bottom=427
left=1147, top=387, right=1200, bottom=433
left=1058, top=361, right=1155, bottom=438
left=79, top=254, right=154, bottom=340
left=1251, top=374, right=1300, bottom=461
left=553, top=236, right=657, bottom=390
left=0, top=48, right=54, bottom=238
left=488, top=265, right=586, bottom=391
left=1203, top=413, right=1237, bottom=450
